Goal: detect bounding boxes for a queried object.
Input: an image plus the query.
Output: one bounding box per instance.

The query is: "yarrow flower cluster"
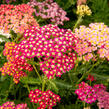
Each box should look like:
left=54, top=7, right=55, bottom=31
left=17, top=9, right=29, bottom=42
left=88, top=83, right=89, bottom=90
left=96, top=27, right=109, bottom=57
left=93, top=84, right=106, bottom=92
left=29, top=89, right=61, bottom=109
left=0, top=42, right=33, bottom=84
left=76, top=5, right=91, bottom=16
left=0, top=4, right=38, bottom=35
left=97, top=90, right=109, bottom=109
left=0, top=101, right=29, bottom=109
left=28, top=0, right=69, bottom=25
left=75, top=82, right=97, bottom=104
left=10, top=24, right=78, bottom=78
left=92, top=84, right=109, bottom=109
left=74, top=23, right=109, bottom=61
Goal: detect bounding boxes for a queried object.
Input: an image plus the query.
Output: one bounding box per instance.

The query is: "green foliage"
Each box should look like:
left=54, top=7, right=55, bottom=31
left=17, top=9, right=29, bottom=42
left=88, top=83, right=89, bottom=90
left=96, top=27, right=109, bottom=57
left=54, top=0, right=76, bottom=10
left=20, top=76, right=41, bottom=85
left=56, top=103, right=82, bottom=109
left=82, top=0, right=109, bottom=26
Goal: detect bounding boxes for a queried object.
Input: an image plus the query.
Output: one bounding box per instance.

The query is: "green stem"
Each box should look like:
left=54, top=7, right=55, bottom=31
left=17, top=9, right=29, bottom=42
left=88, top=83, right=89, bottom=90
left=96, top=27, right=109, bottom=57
left=19, top=37, right=25, bottom=42
left=73, top=15, right=83, bottom=32
left=90, top=80, right=91, bottom=86
left=26, top=84, right=35, bottom=109
left=14, top=33, right=22, bottom=43
left=4, top=77, right=14, bottom=101
left=68, top=72, right=73, bottom=83
left=33, top=65, right=42, bottom=82
left=42, top=80, right=45, bottom=92
left=83, top=102, right=86, bottom=108
left=76, top=61, right=100, bottom=84
left=75, top=62, right=78, bottom=72
left=42, top=76, right=46, bottom=92
left=38, top=58, right=41, bottom=62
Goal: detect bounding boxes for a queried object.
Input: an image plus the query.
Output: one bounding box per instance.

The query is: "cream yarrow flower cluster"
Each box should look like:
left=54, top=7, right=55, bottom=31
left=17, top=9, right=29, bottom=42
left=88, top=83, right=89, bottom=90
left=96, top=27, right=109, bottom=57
left=76, top=5, right=92, bottom=16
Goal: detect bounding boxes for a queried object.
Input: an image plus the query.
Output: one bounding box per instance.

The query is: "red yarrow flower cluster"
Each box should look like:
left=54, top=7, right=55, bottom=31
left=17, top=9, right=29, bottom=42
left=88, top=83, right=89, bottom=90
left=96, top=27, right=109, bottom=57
left=0, top=4, right=39, bottom=34
left=28, top=0, right=69, bottom=25
left=11, top=24, right=78, bottom=78
left=75, top=82, right=97, bottom=104
left=86, top=74, right=95, bottom=81
left=29, top=89, right=61, bottom=109
left=0, top=42, right=33, bottom=84
left=0, top=101, right=29, bottom=109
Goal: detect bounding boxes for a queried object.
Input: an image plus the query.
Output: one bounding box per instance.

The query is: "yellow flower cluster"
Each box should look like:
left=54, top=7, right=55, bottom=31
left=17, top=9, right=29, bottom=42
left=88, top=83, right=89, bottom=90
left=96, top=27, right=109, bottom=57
left=76, top=5, right=92, bottom=16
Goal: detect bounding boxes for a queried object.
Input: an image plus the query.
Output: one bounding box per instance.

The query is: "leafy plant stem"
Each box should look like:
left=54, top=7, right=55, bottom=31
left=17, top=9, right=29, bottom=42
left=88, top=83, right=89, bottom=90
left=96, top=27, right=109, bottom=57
left=38, top=57, right=41, bottom=62
left=33, top=64, right=42, bottom=82
left=4, top=77, right=14, bottom=101
left=73, top=15, right=83, bottom=32
left=83, top=102, right=86, bottom=108
left=76, top=61, right=100, bottom=84
left=68, top=72, right=73, bottom=83
left=26, top=84, right=35, bottom=109
left=90, top=80, right=91, bottom=86
left=42, top=76, right=46, bottom=92
left=14, top=33, right=22, bottom=43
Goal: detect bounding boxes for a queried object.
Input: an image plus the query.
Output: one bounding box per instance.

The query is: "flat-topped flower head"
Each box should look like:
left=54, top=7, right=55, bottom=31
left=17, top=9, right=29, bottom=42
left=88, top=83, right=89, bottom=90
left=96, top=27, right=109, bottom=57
left=76, top=5, right=91, bottom=16
left=0, top=4, right=39, bottom=35
left=29, top=89, right=61, bottom=109
left=28, top=0, right=69, bottom=25
left=0, top=101, right=29, bottom=109
left=0, top=42, right=33, bottom=84
left=75, top=82, right=97, bottom=104
left=74, top=23, right=109, bottom=61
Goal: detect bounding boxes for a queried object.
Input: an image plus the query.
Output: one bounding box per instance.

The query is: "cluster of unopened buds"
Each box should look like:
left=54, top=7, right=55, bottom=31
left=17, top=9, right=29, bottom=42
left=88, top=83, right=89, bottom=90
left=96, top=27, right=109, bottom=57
left=74, top=23, right=109, bottom=61
left=28, top=0, right=69, bottom=25
left=29, top=89, right=61, bottom=109
left=0, top=4, right=38, bottom=35
left=0, top=101, right=29, bottom=109
left=76, top=4, right=92, bottom=16
left=75, top=82, right=97, bottom=104
left=0, top=42, right=33, bottom=84
left=7, top=24, right=78, bottom=79
left=86, top=74, right=95, bottom=81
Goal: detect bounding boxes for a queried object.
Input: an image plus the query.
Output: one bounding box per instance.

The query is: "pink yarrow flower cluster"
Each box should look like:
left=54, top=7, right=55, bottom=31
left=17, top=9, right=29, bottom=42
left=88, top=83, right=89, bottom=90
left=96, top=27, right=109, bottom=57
left=75, top=82, right=97, bottom=104
left=0, top=101, right=29, bottom=109
left=97, top=90, right=109, bottom=109
left=28, top=0, right=69, bottom=25
left=0, top=4, right=39, bottom=34
left=29, top=89, right=61, bottom=109
left=10, top=24, right=78, bottom=78
left=0, top=42, right=33, bottom=84
left=74, top=23, right=109, bottom=61
left=93, top=84, right=109, bottom=109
